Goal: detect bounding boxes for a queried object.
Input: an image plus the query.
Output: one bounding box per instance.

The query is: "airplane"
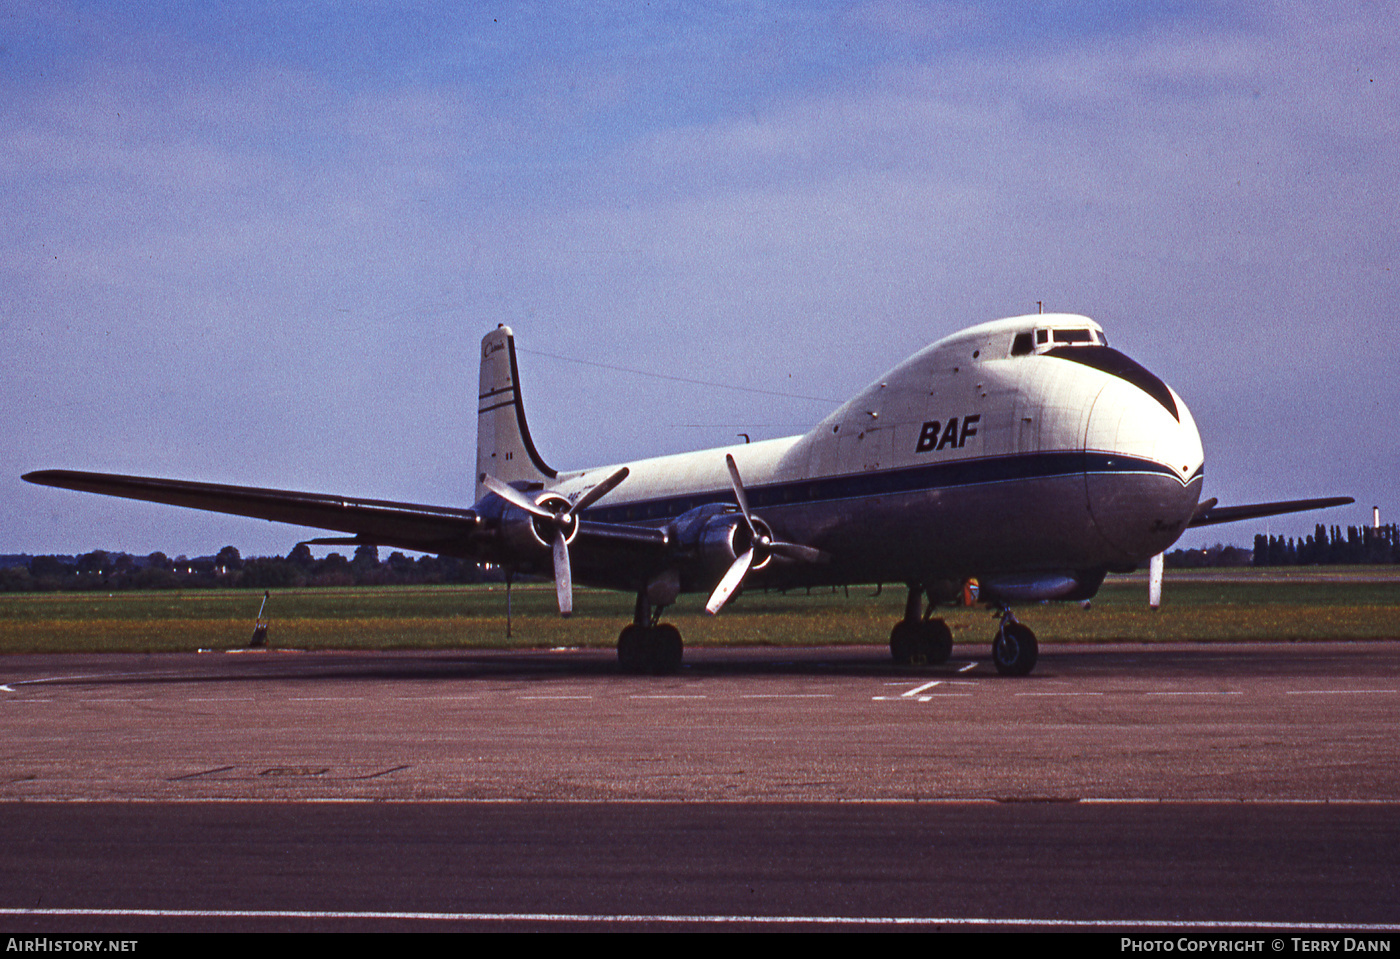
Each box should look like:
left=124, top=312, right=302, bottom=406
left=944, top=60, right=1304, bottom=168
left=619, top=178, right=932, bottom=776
left=24, top=313, right=1352, bottom=676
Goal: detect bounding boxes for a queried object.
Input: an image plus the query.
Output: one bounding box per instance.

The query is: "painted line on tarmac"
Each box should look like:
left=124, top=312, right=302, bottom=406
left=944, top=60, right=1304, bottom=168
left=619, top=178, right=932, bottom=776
left=1015, top=691, right=1104, bottom=697
left=741, top=693, right=834, bottom=698
left=1, top=670, right=171, bottom=691
left=0, top=907, right=1395, bottom=931
left=4, top=796, right=1400, bottom=805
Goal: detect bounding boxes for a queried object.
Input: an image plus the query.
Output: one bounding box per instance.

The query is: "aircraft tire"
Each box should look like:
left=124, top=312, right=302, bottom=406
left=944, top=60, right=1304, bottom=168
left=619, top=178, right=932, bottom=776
left=922, top=618, right=953, bottom=665
left=992, top=622, right=1038, bottom=676
left=889, top=620, right=919, bottom=666
left=650, top=624, right=683, bottom=675
left=618, top=624, right=645, bottom=672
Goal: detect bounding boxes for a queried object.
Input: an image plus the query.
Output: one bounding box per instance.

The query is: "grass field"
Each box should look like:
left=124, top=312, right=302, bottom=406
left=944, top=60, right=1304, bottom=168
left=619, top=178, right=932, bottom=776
left=2, top=568, right=1398, bottom=654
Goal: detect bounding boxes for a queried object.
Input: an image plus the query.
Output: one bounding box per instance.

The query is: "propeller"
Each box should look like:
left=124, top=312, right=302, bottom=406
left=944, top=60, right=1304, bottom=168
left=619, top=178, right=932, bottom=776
left=482, top=466, right=629, bottom=616
left=1148, top=551, right=1164, bottom=610
left=705, top=454, right=825, bottom=614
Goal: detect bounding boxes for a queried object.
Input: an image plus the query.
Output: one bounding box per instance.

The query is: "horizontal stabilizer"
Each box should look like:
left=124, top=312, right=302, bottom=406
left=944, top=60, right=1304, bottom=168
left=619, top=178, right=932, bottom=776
left=22, top=470, right=482, bottom=555
left=1188, top=496, right=1354, bottom=528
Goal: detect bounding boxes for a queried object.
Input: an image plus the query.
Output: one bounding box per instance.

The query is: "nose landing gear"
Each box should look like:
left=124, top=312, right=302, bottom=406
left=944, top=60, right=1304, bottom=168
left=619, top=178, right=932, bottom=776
left=991, top=607, right=1038, bottom=676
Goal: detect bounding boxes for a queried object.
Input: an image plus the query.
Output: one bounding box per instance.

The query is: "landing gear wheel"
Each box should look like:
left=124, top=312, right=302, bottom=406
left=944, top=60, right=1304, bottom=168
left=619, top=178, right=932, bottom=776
left=617, top=624, right=645, bottom=672
left=992, top=622, right=1038, bottom=676
left=617, top=623, right=684, bottom=675
left=890, top=620, right=919, bottom=666
left=890, top=619, right=953, bottom=666
left=650, top=623, right=683, bottom=675
left=923, top=618, right=953, bottom=665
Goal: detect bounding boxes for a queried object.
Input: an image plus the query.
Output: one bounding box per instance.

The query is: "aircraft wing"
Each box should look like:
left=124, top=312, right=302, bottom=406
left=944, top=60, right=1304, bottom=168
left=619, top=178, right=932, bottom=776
left=22, top=469, right=484, bottom=556
left=1188, top=496, right=1354, bottom=528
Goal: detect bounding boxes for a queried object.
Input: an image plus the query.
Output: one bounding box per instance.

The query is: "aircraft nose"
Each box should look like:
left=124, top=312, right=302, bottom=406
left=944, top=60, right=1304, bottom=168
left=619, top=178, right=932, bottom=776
left=1083, top=376, right=1204, bottom=562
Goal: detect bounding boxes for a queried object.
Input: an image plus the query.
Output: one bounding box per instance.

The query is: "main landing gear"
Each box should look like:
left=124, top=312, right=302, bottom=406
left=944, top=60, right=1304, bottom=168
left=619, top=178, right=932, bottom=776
left=617, top=589, right=683, bottom=675
left=889, top=584, right=954, bottom=666
left=888, top=584, right=1040, bottom=676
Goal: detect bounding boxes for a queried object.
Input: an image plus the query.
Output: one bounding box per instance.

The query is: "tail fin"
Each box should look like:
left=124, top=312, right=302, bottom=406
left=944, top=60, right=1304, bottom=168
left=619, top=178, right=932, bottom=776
left=476, top=326, right=556, bottom=501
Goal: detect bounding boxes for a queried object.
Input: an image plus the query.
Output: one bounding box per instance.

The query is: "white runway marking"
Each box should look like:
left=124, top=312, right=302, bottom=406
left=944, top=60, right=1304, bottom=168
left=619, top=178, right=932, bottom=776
left=872, top=679, right=975, bottom=702
left=0, top=907, right=1393, bottom=931
left=741, top=694, right=834, bottom=699
left=397, top=695, right=483, bottom=702
left=2, top=670, right=159, bottom=689
left=1015, top=691, right=1104, bottom=697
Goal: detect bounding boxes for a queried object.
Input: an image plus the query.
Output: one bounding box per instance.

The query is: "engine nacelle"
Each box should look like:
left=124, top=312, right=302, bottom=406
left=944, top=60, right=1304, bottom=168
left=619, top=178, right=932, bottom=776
left=667, top=506, right=775, bottom=585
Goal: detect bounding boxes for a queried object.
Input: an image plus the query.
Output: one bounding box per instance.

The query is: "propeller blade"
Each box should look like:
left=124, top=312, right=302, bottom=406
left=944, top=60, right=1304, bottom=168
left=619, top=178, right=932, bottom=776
left=570, top=466, right=630, bottom=516
left=482, top=474, right=554, bottom=520
left=769, top=540, right=828, bottom=564
left=1148, top=551, right=1163, bottom=610
left=724, top=454, right=755, bottom=532
left=705, top=548, right=755, bottom=615
left=553, top=528, right=573, bottom=617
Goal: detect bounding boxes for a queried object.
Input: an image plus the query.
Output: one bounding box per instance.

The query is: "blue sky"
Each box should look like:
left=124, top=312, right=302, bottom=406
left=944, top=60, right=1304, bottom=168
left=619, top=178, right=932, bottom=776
left=3, top=1, right=1396, bottom=557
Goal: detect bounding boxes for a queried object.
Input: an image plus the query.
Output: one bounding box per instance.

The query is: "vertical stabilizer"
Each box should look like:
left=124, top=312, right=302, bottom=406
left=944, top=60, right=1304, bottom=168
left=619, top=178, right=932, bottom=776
left=476, top=326, right=556, bottom=501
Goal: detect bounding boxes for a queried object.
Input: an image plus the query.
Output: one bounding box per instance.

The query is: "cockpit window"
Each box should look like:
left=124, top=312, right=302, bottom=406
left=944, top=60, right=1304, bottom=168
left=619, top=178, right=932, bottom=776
left=1030, top=327, right=1103, bottom=353
left=1013, top=325, right=1106, bottom=357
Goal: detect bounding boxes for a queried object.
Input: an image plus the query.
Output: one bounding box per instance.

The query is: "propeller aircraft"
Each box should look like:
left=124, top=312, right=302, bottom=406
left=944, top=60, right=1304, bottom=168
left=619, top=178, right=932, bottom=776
left=24, top=314, right=1352, bottom=675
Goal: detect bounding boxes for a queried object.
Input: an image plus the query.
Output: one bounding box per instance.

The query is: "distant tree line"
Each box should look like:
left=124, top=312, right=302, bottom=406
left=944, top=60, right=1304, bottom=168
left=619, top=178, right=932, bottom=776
left=6, top=522, right=1398, bottom=590
left=1251, top=523, right=1400, bottom=567
left=0, top=544, right=503, bottom=592
left=1163, top=543, right=1255, bottom=568
left=1131, top=523, right=1400, bottom=570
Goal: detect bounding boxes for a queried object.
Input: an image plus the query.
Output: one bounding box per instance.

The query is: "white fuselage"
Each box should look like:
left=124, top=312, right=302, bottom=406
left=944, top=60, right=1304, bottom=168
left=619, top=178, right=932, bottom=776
left=478, top=315, right=1204, bottom=596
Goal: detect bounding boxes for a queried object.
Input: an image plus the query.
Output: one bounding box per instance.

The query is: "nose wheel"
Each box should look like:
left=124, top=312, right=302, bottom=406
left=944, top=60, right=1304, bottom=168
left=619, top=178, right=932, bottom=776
left=991, top=609, right=1038, bottom=676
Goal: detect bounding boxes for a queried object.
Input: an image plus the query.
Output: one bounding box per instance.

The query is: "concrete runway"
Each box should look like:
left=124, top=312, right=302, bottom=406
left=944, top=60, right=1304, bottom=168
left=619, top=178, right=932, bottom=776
left=3, top=643, right=1399, bottom=931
